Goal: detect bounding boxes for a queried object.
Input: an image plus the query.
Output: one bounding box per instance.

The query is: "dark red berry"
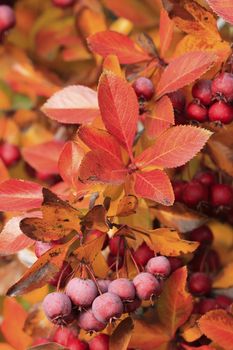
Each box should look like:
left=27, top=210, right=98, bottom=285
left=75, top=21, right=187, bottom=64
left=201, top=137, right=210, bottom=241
left=208, top=101, right=233, bottom=124
left=107, top=253, right=123, bottom=271
left=186, top=101, right=208, bottom=122
left=205, top=249, right=221, bottom=273
left=146, top=256, right=171, bottom=278
left=0, top=5, right=15, bottom=33
left=189, top=225, right=213, bottom=246
left=182, top=181, right=208, bottom=207
left=210, top=184, right=233, bottom=207
left=0, top=142, right=20, bottom=167
left=52, top=0, right=75, bottom=8
left=124, top=298, right=142, bottom=313
left=108, top=278, right=135, bottom=301
left=194, top=171, right=216, bottom=187
left=167, top=257, right=183, bottom=272
left=66, top=278, right=98, bottom=307
left=189, top=249, right=220, bottom=273
left=77, top=308, right=106, bottom=332
left=168, top=90, right=186, bottom=113
left=109, top=236, right=125, bottom=256
left=68, top=339, right=89, bottom=350
left=53, top=327, right=77, bottom=347
left=89, top=334, right=109, bottom=350
left=172, top=180, right=187, bottom=202
left=133, top=77, right=154, bottom=101
left=92, top=292, right=123, bottom=323
left=42, top=292, right=72, bottom=325
left=198, top=298, right=218, bottom=314
left=133, top=272, right=160, bottom=300
left=211, top=72, right=233, bottom=102
left=215, top=295, right=232, bottom=309
left=189, top=272, right=212, bottom=295
left=133, top=242, right=154, bottom=267
left=192, top=79, right=212, bottom=106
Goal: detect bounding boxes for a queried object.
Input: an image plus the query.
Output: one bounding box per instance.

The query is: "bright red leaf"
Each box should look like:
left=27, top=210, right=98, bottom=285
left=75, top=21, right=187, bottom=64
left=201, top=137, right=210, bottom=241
left=88, top=31, right=151, bottom=64
left=0, top=179, right=43, bottom=211
left=206, top=0, right=233, bottom=25
left=135, top=126, right=212, bottom=169
left=41, top=85, right=99, bottom=124
left=159, top=8, right=174, bottom=57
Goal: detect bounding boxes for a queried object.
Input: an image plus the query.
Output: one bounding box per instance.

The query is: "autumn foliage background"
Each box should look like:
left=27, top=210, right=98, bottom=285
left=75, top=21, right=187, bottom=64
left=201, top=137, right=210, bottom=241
left=0, top=0, right=233, bottom=349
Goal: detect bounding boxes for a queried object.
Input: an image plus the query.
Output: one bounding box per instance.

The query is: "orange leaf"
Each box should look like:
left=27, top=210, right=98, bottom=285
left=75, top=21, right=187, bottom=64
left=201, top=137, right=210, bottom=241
left=156, top=51, right=216, bottom=97
left=159, top=8, right=174, bottom=57
left=199, top=309, right=233, bottom=350
left=157, top=267, right=193, bottom=337
left=135, top=126, right=212, bottom=169
left=88, top=31, right=151, bottom=64
left=103, top=54, right=123, bottom=77
left=110, top=317, right=134, bottom=350
left=0, top=158, right=9, bottom=183
left=206, top=0, right=233, bottom=25
left=133, top=170, right=174, bottom=205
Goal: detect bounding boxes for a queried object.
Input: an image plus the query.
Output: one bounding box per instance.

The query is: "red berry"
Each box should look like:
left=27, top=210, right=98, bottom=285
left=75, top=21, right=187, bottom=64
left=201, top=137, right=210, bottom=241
left=107, top=253, right=123, bottom=271
left=198, top=298, right=218, bottom=314
left=89, top=334, right=109, bottom=350
left=172, top=180, right=187, bottom=202
left=53, top=327, right=77, bottom=346
left=86, top=230, right=109, bottom=250
left=146, top=256, right=171, bottom=278
left=66, top=278, right=98, bottom=307
left=194, top=171, right=216, bottom=187
left=211, top=72, right=233, bottom=102
left=182, top=181, right=208, bottom=207
left=205, top=249, right=221, bottom=272
left=192, top=79, right=212, bottom=105
left=52, top=0, right=75, bottom=8
left=133, top=272, right=160, bottom=300
left=109, top=236, right=125, bottom=256
left=167, top=257, right=183, bottom=272
left=0, top=142, right=20, bottom=167
left=68, top=338, right=89, bottom=350
left=92, top=292, right=123, bottom=323
left=133, top=242, right=154, bottom=267
left=186, top=101, right=208, bottom=122
left=97, top=279, right=111, bottom=293
left=124, top=298, right=142, bottom=313
left=77, top=308, right=106, bottom=332
left=0, top=5, right=15, bottom=32
left=215, top=295, right=232, bottom=309
left=210, top=184, right=233, bottom=207
left=208, top=101, right=233, bottom=124
left=189, top=272, right=212, bottom=295
left=42, top=292, right=72, bottom=325
left=36, top=171, right=56, bottom=182
left=189, top=225, right=213, bottom=246
left=132, top=77, right=154, bottom=101
left=168, top=90, right=186, bottom=113
left=108, top=278, right=135, bottom=301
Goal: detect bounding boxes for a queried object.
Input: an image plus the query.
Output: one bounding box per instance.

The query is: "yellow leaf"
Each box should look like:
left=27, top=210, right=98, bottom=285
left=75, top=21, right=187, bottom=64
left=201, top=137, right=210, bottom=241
left=213, top=262, right=233, bottom=289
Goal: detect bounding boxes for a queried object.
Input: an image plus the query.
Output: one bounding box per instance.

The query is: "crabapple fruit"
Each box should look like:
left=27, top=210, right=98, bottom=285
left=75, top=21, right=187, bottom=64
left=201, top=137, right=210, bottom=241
left=211, top=72, right=233, bottom=101
left=210, top=184, right=233, bottom=207
left=92, top=292, right=123, bottom=323
left=0, top=5, right=15, bottom=33
left=198, top=298, right=217, bottom=314
left=108, top=278, right=135, bottom=301
left=189, top=225, right=213, bottom=246
left=53, top=327, right=77, bottom=346
left=97, top=279, right=111, bottom=293
left=133, top=242, right=154, bottom=267
left=215, top=295, right=232, bottom=309
left=133, top=272, right=160, bottom=300
left=89, top=334, right=109, bottom=350
left=167, top=257, right=183, bottom=272
left=0, top=142, right=20, bottom=167
left=168, top=90, right=186, bottom=113
left=146, top=256, right=171, bottom=278
left=189, top=272, right=212, bottom=296
left=194, top=171, right=216, bottom=187
left=66, top=278, right=98, bottom=307
left=67, top=338, right=89, bottom=350
left=192, top=79, right=212, bottom=105
left=77, top=308, right=106, bottom=332
left=182, top=181, right=208, bottom=207
left=109, top=236, right=125, bottom=256
left=133, top=77, right=154, bottom=101
left=208, top=101, right=233, bottom=124
left=42, top=292, right=72, bottom=325
left=172, top=180, right=187, bottom=202
left=124, top=298, right=142, bottom=313
left=186, top=101, right=208, bottom=122
left=35, top=241, right=55, bottom=257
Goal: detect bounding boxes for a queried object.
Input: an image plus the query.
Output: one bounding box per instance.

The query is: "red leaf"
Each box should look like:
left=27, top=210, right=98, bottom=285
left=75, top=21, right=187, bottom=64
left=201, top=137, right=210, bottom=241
left=98, top=73, right=138, bottom=158
left=22, top=140, right=64, bottom=174
left=159, top=9, right=174, bottom=57
left=135, top=126, right=212, bottom=169
left=79, top=149, right=127, bottom=184
left=144, top=95, right=174, bottom=138
left=156, top=51, right=216, bottom=97
left=41, top=85, right=99, bottom=124
left=78, top=126, right=122, bottom=162
left=206, top=0, right=233, bottom=25
left=88, top=31, right=151, bottom=64
left=134, top=170, right=174, bottom=205
left=58, top=141, right=84, bottom=188
left=0, top=179, right=43, bottom=211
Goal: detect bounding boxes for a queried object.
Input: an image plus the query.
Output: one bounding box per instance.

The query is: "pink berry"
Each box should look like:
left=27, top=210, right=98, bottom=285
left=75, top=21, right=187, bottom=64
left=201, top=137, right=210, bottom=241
left=53, top=327, right=77, bottom=346
left=108, top=278, right=135, bottom=301
left=92, top=292, right=123, bottom=323
left=109, top=236, right=125, bottom=256
left=133, top=272, right=160, bottom=300
left=97, top=279, right=111, bottom=293
left=182, top=181, right=208, bottom=207
left=0, top=142, right=20, bottom=167
left=198, top=298, right=217, bottom=314
left=208, top=101, right=233, bottom=124
left=211, top=72, right=233, bottom=101
left=189, top=272, right=212, bottom=296
left=42, top=292, right=72, bottom=325
left=0, top=5, right=15, bottom=32
left=192, top=79, right=212, bottom=105
left=89, top=334, right=109, bottom=350
left=168, top=90, right=186, bottom=113
left=186, top=101, right=208, bottom=122
left=194, top=171, right=216, bottom=187
left=77, top=308, right=106, bottom=332
left=172, top=180, right=187, bottom=202
left=133, top=242, right=154, bottom=267
left=210, top=184, right=233, bottom=207
left=124, top=298, right=142, bottom=313
left=68, top=338, right=89, bottom=350
left=167, top=257, right=183, bottom=272
left=215, top=295, right=232, bottom=309
left=52, top=0, right=75, bottom=8
left=66, top=278, right=98, bottom=307
left=133, top=77, right=154, bottom=101
left=189, top=225, right=213, bottom=246
left=35, top=241, right=55, bottom=257
left=146, top=256, right=171, bottom=278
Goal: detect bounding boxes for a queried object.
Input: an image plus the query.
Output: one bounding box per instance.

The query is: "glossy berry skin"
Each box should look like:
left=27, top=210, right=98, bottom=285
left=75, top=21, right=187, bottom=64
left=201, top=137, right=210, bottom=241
left=172, top=180, right=187, bottom=202
left=146, top=256, right=171, bottom=278
left=133, top=77, right=154, bottom=101
left=168, top=90, right=186, bottom=113
left=208, top=101, right=233, bottom=124
left=189, top=225, right=213, bottom=246
left=198, top=298, right=217, bottom=315
left=211, top=72, right=233, bottom=101
left=215, top=295, right=232, bottom=309
left=0, top=142, right=20, bottom=167
left=89, top=334, right=109, bottom=350
left=192, top=79, right=212, bottom=106
left=182, top=181, right=208, bottom=207
left=92, top=292, right=123, bottom=323
left=210, top=184, right=233, bottom=207
left=53, top=327, right=77, bottom=346
left=133, top=272, right=160, bottom=300
left=133, top=242, right=154, bottom=267
left=77, top=308, right=106, bottom=332
left=42, top=292, right=72, bottom=325
left=97, top=279, right=111, bottom=293
left=66, top=278, right=98, bottom=307
left=186, top=101, right=208, bottom=122
left=167, top=257, right=183, bottom=272
left=124, top=298, right=142, bottom=313
left=0, top=5, right=15, bottom=32
left=194, top=172, right=216, bottom=187
left=52, top=0, right=75, bottom=8
left=108, top=278, right=136, bottom=301
left=189, top=272, right=212, bottom=296
left=109, top=236, right=125, bottom=256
